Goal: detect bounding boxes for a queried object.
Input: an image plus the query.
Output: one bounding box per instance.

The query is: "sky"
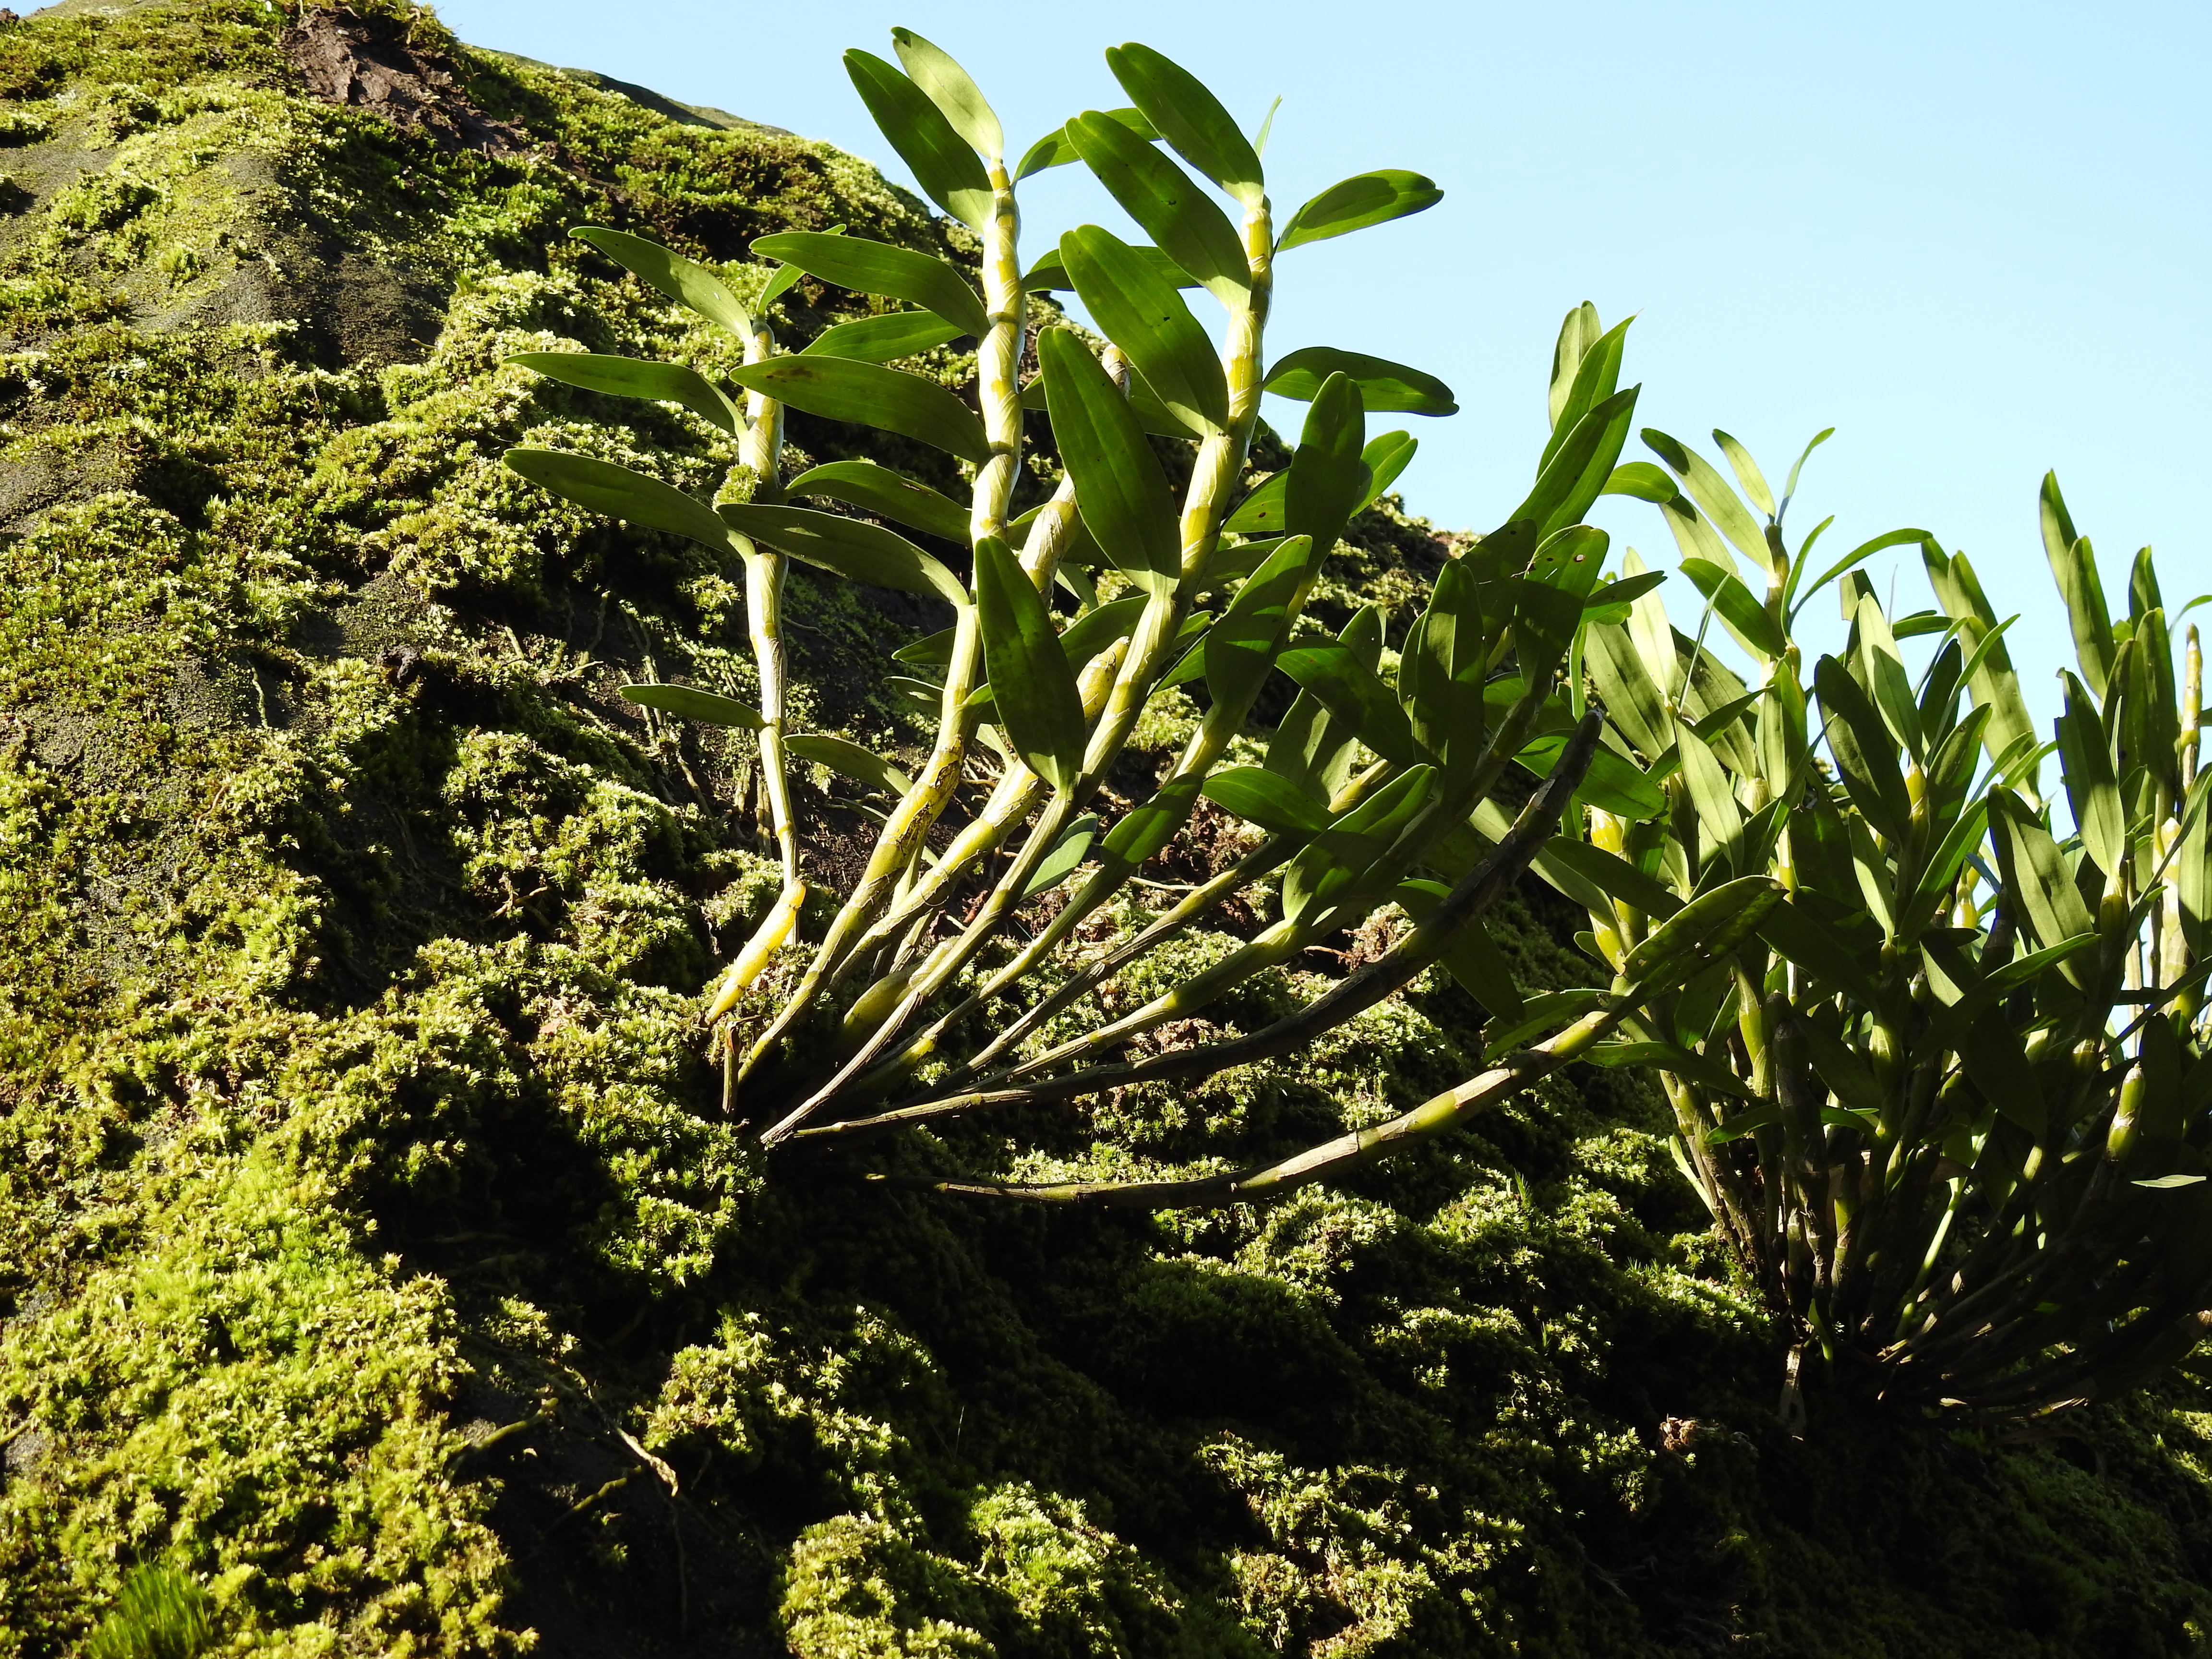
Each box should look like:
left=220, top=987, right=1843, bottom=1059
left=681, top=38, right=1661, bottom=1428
left=436, top=0, right=2210, bottom=733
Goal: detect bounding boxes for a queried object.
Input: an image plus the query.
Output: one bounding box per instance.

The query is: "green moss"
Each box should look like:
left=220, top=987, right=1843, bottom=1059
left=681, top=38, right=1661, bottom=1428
left=1, top=2, right=2211, bottom=1657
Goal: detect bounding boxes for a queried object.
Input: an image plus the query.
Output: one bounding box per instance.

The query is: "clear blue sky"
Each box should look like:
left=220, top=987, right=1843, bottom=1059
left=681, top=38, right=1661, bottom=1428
left=438, top=0, right=2210, bottom=729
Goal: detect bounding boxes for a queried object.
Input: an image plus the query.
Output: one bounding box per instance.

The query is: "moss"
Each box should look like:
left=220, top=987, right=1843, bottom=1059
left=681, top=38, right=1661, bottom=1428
left=1, top=2, right=2211, bottom=1657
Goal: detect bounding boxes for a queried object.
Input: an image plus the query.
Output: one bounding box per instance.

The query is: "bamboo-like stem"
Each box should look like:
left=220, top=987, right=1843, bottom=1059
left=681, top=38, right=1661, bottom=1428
left=769, top=202, right=1282, bottom=1127
left=893, top=1015, right=1625, bottom=1210
left=794, top=715, right=1599, bottom=1144
left=994, top=674, right=1556, bottom=1085
left=759, top=643, right=1132, bottom=1140
left=893, top=879, right=1783, bottom=1209
left=736, top=317, right=797, bottom=889
left=734, top=165, right=1027, bottom=1092
left=884, top=837, right=1299, bottom=1098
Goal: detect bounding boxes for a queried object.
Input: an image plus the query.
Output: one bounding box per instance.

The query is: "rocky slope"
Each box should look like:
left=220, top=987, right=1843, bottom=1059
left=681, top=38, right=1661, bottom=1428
left=2, top=1, right=2211, bottom=1654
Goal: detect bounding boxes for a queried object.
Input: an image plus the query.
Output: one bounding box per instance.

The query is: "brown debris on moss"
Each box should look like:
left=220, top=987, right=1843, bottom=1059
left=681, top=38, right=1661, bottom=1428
left=279, top=6, right=526, bottom=156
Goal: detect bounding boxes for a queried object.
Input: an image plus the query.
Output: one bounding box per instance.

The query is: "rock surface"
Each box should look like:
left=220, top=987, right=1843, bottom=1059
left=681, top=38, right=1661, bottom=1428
left=1, top=2, right=2211, bottom=1656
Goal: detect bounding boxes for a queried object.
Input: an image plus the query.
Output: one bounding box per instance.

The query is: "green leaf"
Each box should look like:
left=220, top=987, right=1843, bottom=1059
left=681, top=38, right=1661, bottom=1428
left=1206, top=535, right=1318, bottom=710
left=1583, top=621, right=1669, bottom=760
left=786, top=733, right=914, bottom=797
left=1518, top=737, right=1666, bottom=820
left=1515, top=386, right=1639, bottom=538
left=1202, top=765, right=1331, bottom=834
left=1548, top=302, right=1601, bottom=431
left=1546, top=838, right=1681, bottom=917
left=1680, top=556, right=1784, bottom=660
left=750, top=231, right=989, bottom=337
left=1539, top=317, right=1632, bottom=477
left=1814, top=655, right=1912, bottom=842
left=1263, top=347, right=1456, bottom=416
left=759, top=255, right=808, bottom=313
left=1961, top=1006, right=2047, bottom=1135
left=1601, top=462, right=1677, bottom=504
left=2056, top=669, right=2126, bottom=878
left=620, top=683, right=764, bottom=729
left=1014, top=107, right=1156, bottom=181
left=2041, top=471, right=2118, bottom=697
left=1484, top=988, right=1609, bottom=1057
left=1852, top=592, right=1923, bottom=761
left=1284, top=373, right=1370, bottom=554
left=1252, top=96, right=1281, bottom=157
left=504, top=448, right=733, bottom=552
left=975, top=537, right=1086, bottom=793
left=1789, top=526, right=1928, bottom=623
left=1757, top=660, right=1811, bottom=799
left=1618, top=874, right=1782, bottom=986
left=1277, top=169, right=1442, bottom=251
left=1589, top=1040, right=1755, bottom=1102
left=1069, top=108, right=1250, bottom=305
left=786, top=459, right=969, bottom=544
left=1988, top=787, right=2097, bottom=981
left=1154, top=611, right=1218, bottom=689
left=1752, top=902, right=1875, bottom=1009
left=1780, top=428, right=1833, bottom=513
left=1401, top=560, right=1484, bottom=774
left=1266, top=606, right=1380, bottom=805
left=890, top=28, right=1002, bottom=158
left=2179, top=773, right=2212, bottom=956
left=1711, top=429, right=1776, bottom=518
left=1586, top=570, right=1669, bottom=617
left=570, top=227, right=753, bottom=337
left=1675, top=717, right=1745, bottom=870
left=1395, top=880, right=1528, bottom=1020
left=1037, top=329, right=1181, bottom=589
left=1276, top=640, right=1419, bottom=766
left=1511, top=572, right=1590, bottom=691
left=844, top=49, right=994, bottom=231
left=1642, top=428, right=1768, bottom=569
left=1021, top=240, right=1194, bottom=294
left=729, top=355, right=989, bottom=465
left=1057, top=594, right=1149, bottom=670
left=1223, top=472, right=1288, bottom=534
left=1020, top=814, right=1100, bottom=899
left=508, top=352, right=741, bottom=434
left=1060, top=224, right=1227, bottom=433
left=1196, top=536, right=1289, bottom=589
left=1795, top=1014, right=1888, bottom=1118
left=1101, top=774, right=1199, bottom=865
left=800, top=310, right=963, bottom=363
left=1106, top=41, right=1265, bottom=207
left=893, top=627, right=955, bottom=668
left=716, top=503, right=967, bottom=604
left=1358, top=432, right=1417, bottom=509
left=1282, top=765, right=1435, bottom=923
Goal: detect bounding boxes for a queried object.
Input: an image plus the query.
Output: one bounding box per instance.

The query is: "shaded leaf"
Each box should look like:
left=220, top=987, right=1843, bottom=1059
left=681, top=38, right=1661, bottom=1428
left=620, top=683, right=763, bottom=729
left=1264, top=346, right=1455, bottom=416
left=717, top=503, right=967, bottom=604
left=787, top=733, right=914, bottom=796
left=571, top=226, right=752, bottom=336
left=844, top=49, right=994, bottom=231
left=505, top=448, right=732, bottom=552
left=786, top=459, right=969, bottom=543
left=1278, top=169, right=1442, bottom=251
left=730, top=355, right=990, bottom=464
left=975, top=536, right=1086, bottom=792
left=509, top=352, right=740, bottom=434
left=751, top=230, right=989, bottom=336
left=801, top=310, right=964, bottom=362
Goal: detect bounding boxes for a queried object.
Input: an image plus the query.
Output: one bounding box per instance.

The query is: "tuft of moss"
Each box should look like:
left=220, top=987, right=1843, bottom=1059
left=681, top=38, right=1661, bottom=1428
left=2, top=2, right=2211, bottom=1657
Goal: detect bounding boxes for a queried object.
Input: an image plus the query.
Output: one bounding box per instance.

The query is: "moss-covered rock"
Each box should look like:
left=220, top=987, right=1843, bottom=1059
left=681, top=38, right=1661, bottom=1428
left=2, top=1, right=2211, bottom=1655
